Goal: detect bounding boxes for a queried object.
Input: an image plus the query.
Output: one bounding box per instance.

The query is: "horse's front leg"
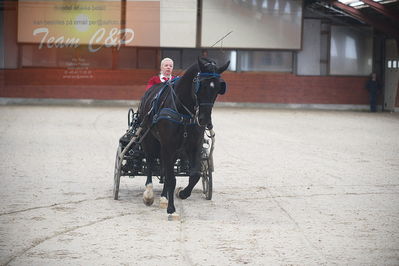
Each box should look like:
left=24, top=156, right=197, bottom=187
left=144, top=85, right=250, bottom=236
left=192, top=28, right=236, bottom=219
left=143, top=157, right=154, bottom=206
left=161, top=149, right=179, bottom=219
left=177, top=144, right=202, bottom=200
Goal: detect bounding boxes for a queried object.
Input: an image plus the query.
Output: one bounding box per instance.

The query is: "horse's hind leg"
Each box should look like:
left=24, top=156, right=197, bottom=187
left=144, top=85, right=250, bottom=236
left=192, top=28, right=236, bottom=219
left=143, top=157, right=155, bottom=206
left=177, top=151, right=201, bottom=200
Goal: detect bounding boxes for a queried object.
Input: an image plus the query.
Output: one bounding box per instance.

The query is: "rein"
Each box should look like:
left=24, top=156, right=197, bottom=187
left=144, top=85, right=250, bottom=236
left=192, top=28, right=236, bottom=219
left=151, top=78, right=197, bottom=127
left=151, top=71, right=221, bottom=128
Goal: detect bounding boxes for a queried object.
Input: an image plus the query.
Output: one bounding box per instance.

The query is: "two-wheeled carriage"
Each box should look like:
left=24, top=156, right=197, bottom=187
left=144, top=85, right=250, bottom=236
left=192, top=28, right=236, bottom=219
left=113, top=108, right=214, bottom=201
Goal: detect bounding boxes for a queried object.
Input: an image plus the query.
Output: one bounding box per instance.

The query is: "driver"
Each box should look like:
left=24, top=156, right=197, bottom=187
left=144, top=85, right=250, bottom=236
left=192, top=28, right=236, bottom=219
left=145, top=57, right=176, bottom=90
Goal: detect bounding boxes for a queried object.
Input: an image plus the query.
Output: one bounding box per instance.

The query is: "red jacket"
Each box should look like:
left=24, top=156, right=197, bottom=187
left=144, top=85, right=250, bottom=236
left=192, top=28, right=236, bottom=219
left=145, top=75, right=176, bottom=90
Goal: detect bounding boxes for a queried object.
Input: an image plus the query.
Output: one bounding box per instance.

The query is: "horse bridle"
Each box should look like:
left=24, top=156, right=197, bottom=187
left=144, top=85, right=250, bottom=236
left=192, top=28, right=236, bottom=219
left=191, top=72, right=222, bottom=126
left=193, top=72, right=221, bottom=103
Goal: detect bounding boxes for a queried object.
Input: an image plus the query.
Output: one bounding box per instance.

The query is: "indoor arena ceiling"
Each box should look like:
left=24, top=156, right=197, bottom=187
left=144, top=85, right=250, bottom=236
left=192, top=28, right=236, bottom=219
left=0, top=0, right=398, bottom=40
left=304, top=0, right=399, bottom=39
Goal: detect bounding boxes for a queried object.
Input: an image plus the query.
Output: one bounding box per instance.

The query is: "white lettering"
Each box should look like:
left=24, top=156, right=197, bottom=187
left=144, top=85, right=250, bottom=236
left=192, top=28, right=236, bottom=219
left=33, top=27, right=79, bottom=49
left=65, top=37, right=79, bottom=48
left=88, top=28, right=105, bottom=52
left=47, top=36, right=55, bottom=48
left=119, top=28, right=135, bottom=49
left=55, top=36, right=64, bottom=48
left=33, top=27, right=135, bottom=52
left=33, top=27, right=49, bottom=49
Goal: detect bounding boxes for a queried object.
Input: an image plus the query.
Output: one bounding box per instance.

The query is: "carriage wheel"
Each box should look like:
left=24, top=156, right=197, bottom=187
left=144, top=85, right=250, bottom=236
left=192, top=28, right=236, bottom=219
left=201, top=159, right=213, bottom=200
left=113, top=143, right=122, bottom=200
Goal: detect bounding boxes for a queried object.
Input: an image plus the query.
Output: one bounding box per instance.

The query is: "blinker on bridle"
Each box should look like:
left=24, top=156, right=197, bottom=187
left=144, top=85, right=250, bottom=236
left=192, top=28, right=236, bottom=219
left=193, top=72, right=221, bottom=94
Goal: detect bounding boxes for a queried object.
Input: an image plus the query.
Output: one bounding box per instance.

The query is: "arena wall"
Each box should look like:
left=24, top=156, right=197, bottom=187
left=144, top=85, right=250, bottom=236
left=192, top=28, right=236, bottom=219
left=0, top=69, right=373, bottom=106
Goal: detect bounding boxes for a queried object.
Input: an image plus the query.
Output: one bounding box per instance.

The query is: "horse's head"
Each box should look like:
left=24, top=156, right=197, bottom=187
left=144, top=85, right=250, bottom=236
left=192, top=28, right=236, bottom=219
left=194, top=57, right=230, bottom=127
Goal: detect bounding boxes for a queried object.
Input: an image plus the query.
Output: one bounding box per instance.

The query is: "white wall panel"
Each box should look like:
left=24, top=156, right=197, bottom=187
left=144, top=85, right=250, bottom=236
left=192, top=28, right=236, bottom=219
left=297, top=19, right=321, bottom=75
left=159, top=0, right=197, bottom=47
left=201, top=0, right=302, bottom=49
left=127, top=0, right=197, bottom=47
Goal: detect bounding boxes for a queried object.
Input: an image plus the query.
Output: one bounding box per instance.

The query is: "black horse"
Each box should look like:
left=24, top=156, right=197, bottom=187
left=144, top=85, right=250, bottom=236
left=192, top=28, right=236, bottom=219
left=138, top=57, right=229, bottom=219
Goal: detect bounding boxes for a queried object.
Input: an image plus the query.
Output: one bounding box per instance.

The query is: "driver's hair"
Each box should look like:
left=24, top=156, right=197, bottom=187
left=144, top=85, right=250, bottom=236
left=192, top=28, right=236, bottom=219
left=160, top=58, right=174, bottom=67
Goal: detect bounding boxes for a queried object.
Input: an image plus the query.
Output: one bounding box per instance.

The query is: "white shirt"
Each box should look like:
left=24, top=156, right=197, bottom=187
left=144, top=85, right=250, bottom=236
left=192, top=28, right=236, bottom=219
left=159, top=73, right=172, bottom=81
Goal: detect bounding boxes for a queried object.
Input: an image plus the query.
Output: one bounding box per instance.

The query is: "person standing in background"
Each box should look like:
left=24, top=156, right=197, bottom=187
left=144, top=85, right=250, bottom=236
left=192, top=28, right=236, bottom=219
left=365, top=73, right=380, bottom=112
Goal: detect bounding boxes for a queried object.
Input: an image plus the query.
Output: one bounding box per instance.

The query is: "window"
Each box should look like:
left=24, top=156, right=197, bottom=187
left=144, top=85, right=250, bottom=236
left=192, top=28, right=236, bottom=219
left=238, top=50, right=293, bottom=72
left=206, top=49, right=236, bottom=71
left=330, top=26, right=372, bottom=75
left=21, top=45, right=57, bottom=67
left=118, top=47, right=137, bottom=69
left=137, top=48, right=158, bottom=69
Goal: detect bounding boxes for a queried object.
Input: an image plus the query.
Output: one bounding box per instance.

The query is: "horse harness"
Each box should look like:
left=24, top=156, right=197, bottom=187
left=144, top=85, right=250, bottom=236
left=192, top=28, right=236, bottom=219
left=152, top=71, right=223, bottom=128
left=119, top=71, right=223, bottom=159
left=119, top=72, right=226, bottom=159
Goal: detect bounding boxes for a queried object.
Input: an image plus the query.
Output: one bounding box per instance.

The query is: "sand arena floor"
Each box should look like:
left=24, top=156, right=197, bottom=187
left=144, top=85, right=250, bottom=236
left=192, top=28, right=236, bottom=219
left=0, top=105, right=398, bottom=265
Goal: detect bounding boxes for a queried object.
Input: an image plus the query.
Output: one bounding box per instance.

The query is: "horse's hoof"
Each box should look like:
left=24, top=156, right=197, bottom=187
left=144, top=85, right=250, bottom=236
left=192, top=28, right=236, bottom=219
left=175, top=187, right=183, bottom=199
left=143, top=184, right=154, bottom=206
left=143, top=197, right=154, bottom=206
left=168, top=212, right=180, bottom=221
left=159, top=197, right=168, bottom=209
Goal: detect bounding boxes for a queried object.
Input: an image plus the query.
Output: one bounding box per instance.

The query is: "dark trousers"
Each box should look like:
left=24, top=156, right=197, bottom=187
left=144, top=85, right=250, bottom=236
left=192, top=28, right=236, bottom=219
left=369, top=92, right=377, bottom=112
